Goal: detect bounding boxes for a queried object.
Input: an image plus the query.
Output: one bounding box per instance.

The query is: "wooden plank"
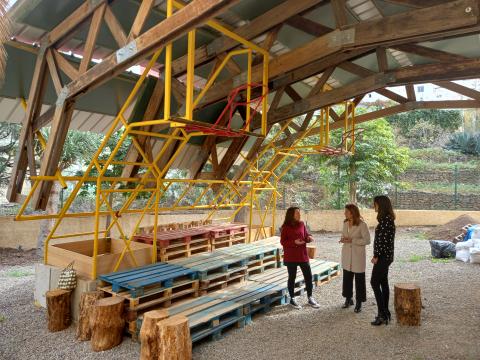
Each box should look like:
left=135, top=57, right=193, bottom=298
left=285, top=15, right=333, bottom=36
left=383, top=0, right=451, bottom=7
left=65, top=0, right=241, bottom=100
left=53, top=50, right=79, bottom=81
left=33, top=100, right=76, bottom=209
left=79, top=4, right=106, bottom=74
left=47, top=0, right=107, bottom=46
left=128, top=0, right=155, bottom=41
left=33, top=106, right=56, bottom=132
left=45, top=49, right=64, bottom=94
left=331, top=0, right=348, bottom=28
left=104, top=5, right=128, bottom=47
left=252, top=25, right=281, bottom=66
left=7, top=51, right=48, bottom=202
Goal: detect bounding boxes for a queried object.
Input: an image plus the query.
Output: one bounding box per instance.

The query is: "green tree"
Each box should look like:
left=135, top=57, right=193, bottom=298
left=0, top=122, right=20, bottom=186
left=305, top=118, right=410, bottom=208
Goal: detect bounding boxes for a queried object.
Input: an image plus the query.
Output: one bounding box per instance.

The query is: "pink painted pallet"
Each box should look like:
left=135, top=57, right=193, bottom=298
left=206, top=223, right=248, bottom=250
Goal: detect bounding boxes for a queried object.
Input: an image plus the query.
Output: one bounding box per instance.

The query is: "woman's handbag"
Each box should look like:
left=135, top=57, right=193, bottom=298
left=57, top=262, right=77, bottom=290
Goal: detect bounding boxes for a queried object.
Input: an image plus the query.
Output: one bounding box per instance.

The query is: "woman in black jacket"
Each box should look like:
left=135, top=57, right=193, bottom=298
left=370, top=195, right=395, bottom=326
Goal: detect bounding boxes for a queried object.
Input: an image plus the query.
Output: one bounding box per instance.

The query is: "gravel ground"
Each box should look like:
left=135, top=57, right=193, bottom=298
left=1, top=228, right=479, bottom=360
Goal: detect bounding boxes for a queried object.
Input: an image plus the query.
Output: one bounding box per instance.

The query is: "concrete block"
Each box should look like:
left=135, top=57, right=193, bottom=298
left=34, top=263, right=98, bottom=322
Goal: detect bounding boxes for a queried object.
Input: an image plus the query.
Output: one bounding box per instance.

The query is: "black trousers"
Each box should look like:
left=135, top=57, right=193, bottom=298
left=370, top=258, right=392, bottom=316
left=342, top=269, right=366, bottom=303
left=285, top=262, right=313, bottom=298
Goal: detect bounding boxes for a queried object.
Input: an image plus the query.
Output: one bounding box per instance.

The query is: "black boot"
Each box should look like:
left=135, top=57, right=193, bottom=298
left=385, top=309, right=392, bottom=321
left=342, top=298, right=354, bottom=308
left=354, top=302, right=362, bottom=313
left=371, top=314, right=389, bottom=326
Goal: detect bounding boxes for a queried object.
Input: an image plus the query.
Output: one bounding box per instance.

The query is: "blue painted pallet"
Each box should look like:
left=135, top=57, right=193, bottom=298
left=99, top=262, right=197, bottom=297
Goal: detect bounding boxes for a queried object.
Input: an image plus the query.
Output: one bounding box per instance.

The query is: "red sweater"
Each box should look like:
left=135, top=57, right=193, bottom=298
left=280, top=221, right=312, bottom=263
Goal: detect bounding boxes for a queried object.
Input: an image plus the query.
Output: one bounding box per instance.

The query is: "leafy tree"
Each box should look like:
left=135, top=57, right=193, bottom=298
left=0, top=122, right=20, bottom=186
left=303, top=118, right=410, bottom=208
left=387, top=109, right=462, bottom=148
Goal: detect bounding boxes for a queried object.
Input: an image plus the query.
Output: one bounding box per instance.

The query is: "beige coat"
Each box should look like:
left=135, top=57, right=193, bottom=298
left=341, top=220, right=371, bottom=273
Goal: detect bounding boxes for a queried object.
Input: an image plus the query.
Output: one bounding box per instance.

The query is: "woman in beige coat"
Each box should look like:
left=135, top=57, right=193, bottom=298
left=340, top=203, right=371, bottom=313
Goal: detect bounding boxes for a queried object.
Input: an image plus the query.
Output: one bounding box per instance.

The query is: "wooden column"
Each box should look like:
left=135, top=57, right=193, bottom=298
left=157, top=315, right=192, bottom=360
left=76, top=291, right=104, bottom=341
left=394, top=283, right=422, bottom=326
left=90, top=297, right=125, bottom=351
left=139, top=310, right=169, bottom=360
left=46, top=289, right=71, bottom=332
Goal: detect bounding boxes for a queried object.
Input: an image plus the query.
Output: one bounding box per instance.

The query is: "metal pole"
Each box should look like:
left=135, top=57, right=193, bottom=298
left=454, top=164, right=458, bottom=209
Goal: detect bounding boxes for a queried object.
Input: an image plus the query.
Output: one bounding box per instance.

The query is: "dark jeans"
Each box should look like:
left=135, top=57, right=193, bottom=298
left=342, top=269, right=366, bottom=303
left=370, top=258, right=392, bottom=317
left=285, top=262, right=313, bottom=298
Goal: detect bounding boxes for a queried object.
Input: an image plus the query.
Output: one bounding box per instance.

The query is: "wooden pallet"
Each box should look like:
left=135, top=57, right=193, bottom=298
left=254, top=236, right=283, bottom=263
left=249, top=259, right=340, bottom=293
left=167, top=252, right=248, bottom=295
left=98, top=262, right=198, bottom=297
left=207, top=223, right=248, bottom=250
left=134, top=228, right=211, bottom=261
left=217, top=243, right=280, bottom=275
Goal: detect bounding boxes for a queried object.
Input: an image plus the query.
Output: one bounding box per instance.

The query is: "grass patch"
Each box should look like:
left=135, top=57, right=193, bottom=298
left=408, top=254, right=429, bottom=263
left=414, top=232, right=428, bottom=240
left=0, top=315, right=5, bottom=323
left=6, top=270, right=34, bottom=278
left=431, top=257, right=455, bottom=264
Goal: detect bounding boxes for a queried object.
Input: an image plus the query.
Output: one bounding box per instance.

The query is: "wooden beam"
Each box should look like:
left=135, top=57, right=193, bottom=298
left=45, top=49, right=64, bottom=94
left=33, top=106, right=56, bottom=132
left=285, top=15, right=333, bottom=36
left=382, top=0, right=452, bottom=8
left=331, top=0, right=348, bottom=28
left=200, top=0, right=480, bottom=108
left=52, top=50, right=79, bottom=81
left=170, top=0, right=326, bottom=75
left=128, top=0, right=155, bottom=41
left=433, top=81, right=480, bottom=100
left=252, top=25, right=282, bottom=66
left=405, top=84, right=416, bottom=101
left=47, top=0, right=107, bottom=46
left=270, top=57, right=480, bottom=123
left=7, top=51, right=48, bottom=202
left=391, top=43, right=469, bottom=62
left=376, top=47, right=388, bottom=72
left=65, top=0, right=241, bottom=101
left=33, top=100, right=76, bottom=209
left=104, top=5, right=128, bottom=48
left=284, top=85, right=303, bottom=102
left=79, top=4, right=106, bottom=74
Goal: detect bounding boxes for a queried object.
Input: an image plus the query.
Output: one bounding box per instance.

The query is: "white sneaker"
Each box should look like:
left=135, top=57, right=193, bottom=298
left=308, top=296, right=320, bottom=309
left=289, top=298, right=302, bottom=309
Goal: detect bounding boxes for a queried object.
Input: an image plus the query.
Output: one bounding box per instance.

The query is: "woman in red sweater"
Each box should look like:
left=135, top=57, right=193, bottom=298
left=280, top=207, right=320, bottom=309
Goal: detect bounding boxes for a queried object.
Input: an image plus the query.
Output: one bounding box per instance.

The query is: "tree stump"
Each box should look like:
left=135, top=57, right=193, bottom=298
left=307, top=245, right=317, bottom=259
left=394, top=283, right=422, bottom=326
left=139, top=310, right=169, bottom=360
left=90, top=297, right=125, bottom=351
left=157, top=315, right=192, bottom=360
left=76, top=291, right=104, bottom=341
left=46, top=289, right=71, bottom=332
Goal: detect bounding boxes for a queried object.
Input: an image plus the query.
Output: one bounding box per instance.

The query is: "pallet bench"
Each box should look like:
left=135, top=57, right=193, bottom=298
left=206, top=223, right=248, bottom=250
left=217, top=243, right=280, bottom=276
left=167, top=252, right=248, bottom=295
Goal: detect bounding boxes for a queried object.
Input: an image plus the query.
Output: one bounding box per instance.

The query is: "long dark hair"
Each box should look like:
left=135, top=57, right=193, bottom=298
left=374, top=195, right=395, bottom=221
left=344, top=203, right=362, bottom=226
left=283, top=206, right=300, bottom=227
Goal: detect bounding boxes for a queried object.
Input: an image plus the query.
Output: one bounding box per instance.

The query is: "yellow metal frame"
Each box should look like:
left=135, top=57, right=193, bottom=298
left=15, top=4, right=270, bottom=279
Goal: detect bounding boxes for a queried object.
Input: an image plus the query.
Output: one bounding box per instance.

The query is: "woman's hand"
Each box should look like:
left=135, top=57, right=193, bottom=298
left=371, top=256, right=378, bottom=264
left=294, top=239, right=306, bottom=246
left=341, top=237, right=352, bottom=244
left=306, top=235, right=314, bottom=242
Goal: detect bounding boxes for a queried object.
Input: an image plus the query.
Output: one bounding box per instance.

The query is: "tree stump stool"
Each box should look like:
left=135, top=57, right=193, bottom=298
left=76, top=291, right=104, bottom=341
left=90, top=297, right=125, bottom=351
left=307, top=245, right=317, bottom=259
left=394, top=283, right=422, bottom=326
left=157, top=315, right=192, bottom=360
left=139, top=310, right=169, bottom=360
left=46, top=289, right=71, bottom=332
